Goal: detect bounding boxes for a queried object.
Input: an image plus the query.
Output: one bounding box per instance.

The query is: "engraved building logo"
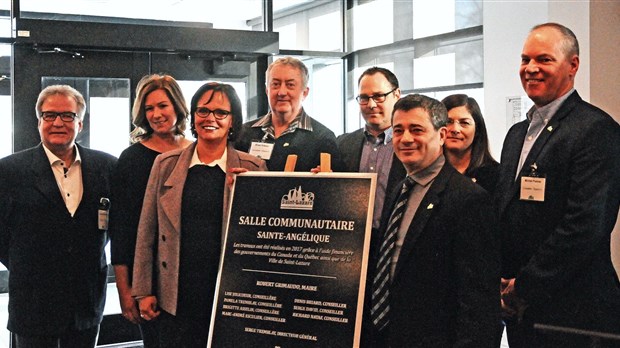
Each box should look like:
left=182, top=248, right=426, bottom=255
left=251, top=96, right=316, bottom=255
left=280, top=186, right=315, bottom=210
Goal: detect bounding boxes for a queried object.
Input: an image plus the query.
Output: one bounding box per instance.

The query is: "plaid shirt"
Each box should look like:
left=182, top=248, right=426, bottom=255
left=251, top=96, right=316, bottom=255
left=251, top=108, right=313, bottom=141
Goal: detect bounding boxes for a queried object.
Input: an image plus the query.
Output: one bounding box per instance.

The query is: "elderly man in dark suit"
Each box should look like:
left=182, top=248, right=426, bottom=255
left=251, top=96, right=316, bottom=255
left=498, top=23, right=620, bottom=347
left=0, top=85, right=116, bottom=347
left=363, top=94, right=499, bottom=347
left=337, top=67, right=406, bottom=234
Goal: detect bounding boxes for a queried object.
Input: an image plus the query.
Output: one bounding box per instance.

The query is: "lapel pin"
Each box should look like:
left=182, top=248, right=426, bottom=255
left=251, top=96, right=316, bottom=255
left=547, top=126, right=553, bottom=132
left=283, top=143, right=290, bottom=147
left=427, top=203, right=434, bottom=210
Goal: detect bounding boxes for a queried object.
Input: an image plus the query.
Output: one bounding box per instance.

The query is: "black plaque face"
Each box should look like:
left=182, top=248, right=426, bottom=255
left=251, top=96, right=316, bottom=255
left=208, top=172, right=376, bottom=348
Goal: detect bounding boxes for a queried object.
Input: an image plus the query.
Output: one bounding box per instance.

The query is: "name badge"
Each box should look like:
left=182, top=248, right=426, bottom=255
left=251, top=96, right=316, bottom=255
left=249, top=142, right=274, bottom=160
left=520, top=176, right=546, bottom=202
left=98, top=197, right=110, bottom=230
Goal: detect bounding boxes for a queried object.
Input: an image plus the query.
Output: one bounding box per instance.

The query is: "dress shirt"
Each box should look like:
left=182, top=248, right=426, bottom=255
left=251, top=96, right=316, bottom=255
left=43, top=144, right=83, bottom=216
left=515, top=89, right=574, bottom=178
left=390, top=154, right=445, bottom=277
left=359, top=127, right=394, bottom=229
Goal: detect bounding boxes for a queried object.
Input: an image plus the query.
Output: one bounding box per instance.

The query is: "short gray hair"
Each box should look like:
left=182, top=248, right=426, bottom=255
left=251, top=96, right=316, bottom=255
left=35, top=85, right=86, bottom=120
left=531, top=22, right=579, bottom=58
left=266, top=57, right=309, bottom=88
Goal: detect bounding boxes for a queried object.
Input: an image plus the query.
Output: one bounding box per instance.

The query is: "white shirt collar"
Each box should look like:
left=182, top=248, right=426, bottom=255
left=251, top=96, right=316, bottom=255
left=42, top=143, right=82, bottom=167
left=190, top=145, right=227, bottom=173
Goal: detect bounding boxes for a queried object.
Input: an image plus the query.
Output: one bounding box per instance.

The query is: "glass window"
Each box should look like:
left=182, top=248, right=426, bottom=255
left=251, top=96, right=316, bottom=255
left=0, top=0, right=10, bottom=39
left=270, top=55, right=344, bottom=136
left=276, top=23, right=298, bottom=50
left=413, top=0, right=455, bottom=39
left=308, top=10, right=341, bottom=51
left=455, top=0, right=483, bottom=30
left=414, top=38, right=483, bottom=89
left=414, top=53, right=456, bottom=89
left=350, top=0, right=394, bottom=51
left=0, top=44, right=10, bottom=159
left=19, top=0, right=262, bottom=31
left=0, top=93, right=9, bottom=159
left=413, top=0, right=482, bottom=39
left=307, top=58, right=343, bottom=135
left=273, top=0, right=343, bottom=51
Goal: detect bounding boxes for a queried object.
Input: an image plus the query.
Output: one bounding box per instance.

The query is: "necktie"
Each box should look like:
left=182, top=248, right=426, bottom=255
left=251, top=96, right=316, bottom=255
left=371, top=176, right=415, bottom=331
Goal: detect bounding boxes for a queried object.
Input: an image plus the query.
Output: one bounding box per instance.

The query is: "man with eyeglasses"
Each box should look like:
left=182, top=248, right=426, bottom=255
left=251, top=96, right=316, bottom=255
left=337, top=67, right=406, bottom=233
left=0, top=85, right=116, bottom=347
left=235, top=56, right=342, bottom=171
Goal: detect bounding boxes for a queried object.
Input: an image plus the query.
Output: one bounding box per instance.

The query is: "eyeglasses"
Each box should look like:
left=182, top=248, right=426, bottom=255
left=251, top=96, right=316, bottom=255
left=356, top=88, right=397, bottom=105
left=446, top=119, right=474, bottom=128
left=195, top=107, right=231, bottom=120
left=40, top=111, right=78, bottom=122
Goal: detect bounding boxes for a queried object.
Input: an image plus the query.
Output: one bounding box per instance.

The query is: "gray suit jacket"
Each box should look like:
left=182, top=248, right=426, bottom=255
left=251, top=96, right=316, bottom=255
left=132, top=143, right=267, bottom=315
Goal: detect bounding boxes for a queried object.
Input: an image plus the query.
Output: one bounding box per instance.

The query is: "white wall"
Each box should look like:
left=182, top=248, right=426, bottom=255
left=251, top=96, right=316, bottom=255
left=590, top=0, right=620, bottom=281
left=549, top=1, right=590, bottom=101
left=483, top=1, right=548, bottom=158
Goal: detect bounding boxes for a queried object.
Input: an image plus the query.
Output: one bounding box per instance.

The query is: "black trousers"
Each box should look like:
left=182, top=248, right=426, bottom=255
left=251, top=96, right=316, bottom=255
left=158, top=310, right=209, bottom=348
left=139, top=319, right=160, bottom=348
left=13, top=326, right=99, bottom=348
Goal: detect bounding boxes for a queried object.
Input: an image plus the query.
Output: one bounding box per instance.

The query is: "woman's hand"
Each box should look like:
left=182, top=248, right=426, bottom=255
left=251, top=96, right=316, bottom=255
left=138, top=295, right=161, bottom=321
left=226, top=167, right=249, bottom=187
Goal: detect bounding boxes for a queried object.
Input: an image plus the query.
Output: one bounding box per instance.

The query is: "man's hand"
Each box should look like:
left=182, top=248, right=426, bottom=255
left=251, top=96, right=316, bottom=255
left=501, top=278, right=528, bottom=322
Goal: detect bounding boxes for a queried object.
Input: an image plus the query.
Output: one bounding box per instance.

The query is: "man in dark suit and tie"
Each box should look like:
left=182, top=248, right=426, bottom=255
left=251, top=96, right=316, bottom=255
left=498, top=23, right=620, bottom=347
left=337, top=67, right=406, bottom=234
left=0, top=85, right=116, bottom=347
left=364, top=94, right=499, bottom=347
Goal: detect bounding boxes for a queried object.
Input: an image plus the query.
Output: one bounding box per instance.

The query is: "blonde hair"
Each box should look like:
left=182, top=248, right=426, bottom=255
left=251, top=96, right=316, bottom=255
left=130, top=74, right=189, bottom=143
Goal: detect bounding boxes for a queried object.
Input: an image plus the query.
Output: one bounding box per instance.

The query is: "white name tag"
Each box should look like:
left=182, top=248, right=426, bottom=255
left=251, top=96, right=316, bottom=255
left=249, top=142, right=274, bottom=160
left=520, top=176, right=546, bottom=202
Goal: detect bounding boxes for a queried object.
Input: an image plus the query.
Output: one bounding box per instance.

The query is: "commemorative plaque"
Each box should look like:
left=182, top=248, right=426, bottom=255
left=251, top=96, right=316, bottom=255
left=208, top=172, right=376, bottom=348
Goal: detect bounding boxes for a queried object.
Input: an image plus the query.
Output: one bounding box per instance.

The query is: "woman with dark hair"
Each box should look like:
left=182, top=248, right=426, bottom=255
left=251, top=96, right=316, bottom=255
left=109, top=74, right=192, bottom=347
left=132, top=82, right=266, bottom=347
left=441, top=94, right=499, bottom=193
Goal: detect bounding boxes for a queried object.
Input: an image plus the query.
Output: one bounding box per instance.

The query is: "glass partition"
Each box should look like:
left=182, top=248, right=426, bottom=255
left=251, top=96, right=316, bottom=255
left=0, top=0, right=10, bottom=39
left=271, top=0, right=343, bottom=51
left=0, top=44, right=9, bottom=159
left=271, top=55, right=344, bottom=136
